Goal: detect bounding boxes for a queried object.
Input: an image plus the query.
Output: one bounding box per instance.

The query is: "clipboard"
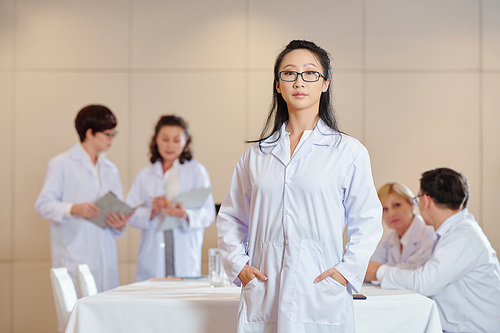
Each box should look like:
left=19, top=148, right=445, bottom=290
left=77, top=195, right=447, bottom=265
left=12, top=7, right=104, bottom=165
left=87, top=191, right=142, bottom=228
left=159, top=186, right=213, bottom=231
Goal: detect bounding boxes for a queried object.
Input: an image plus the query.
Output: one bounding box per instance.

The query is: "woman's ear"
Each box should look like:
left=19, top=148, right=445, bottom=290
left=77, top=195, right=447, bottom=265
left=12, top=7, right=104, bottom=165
left=276, top=80, right=281, bottom=94
left=322, top=78, right=330, bottom=92
left=84, top=128, right=94, bottom=142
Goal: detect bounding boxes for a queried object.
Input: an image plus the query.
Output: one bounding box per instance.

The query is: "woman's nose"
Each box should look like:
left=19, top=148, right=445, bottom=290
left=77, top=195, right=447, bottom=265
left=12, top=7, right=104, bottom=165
left=293, top=75, right=305, bottom=88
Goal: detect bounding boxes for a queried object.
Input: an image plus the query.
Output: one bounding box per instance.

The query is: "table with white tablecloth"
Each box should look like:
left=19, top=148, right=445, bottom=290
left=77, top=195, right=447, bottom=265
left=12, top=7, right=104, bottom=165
left=65, top=279, right=442, bottom=333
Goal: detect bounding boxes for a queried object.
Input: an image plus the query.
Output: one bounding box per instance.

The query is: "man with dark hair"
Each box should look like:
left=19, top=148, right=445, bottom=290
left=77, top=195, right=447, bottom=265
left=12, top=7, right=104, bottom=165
left=35, top=104, right=130, bottom=294
left=366, top=168, right=500, bottom=332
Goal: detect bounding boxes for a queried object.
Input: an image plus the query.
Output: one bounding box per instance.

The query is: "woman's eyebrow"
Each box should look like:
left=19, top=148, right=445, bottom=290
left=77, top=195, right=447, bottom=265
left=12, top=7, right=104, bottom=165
left=282, top=62, right=318, bottom=69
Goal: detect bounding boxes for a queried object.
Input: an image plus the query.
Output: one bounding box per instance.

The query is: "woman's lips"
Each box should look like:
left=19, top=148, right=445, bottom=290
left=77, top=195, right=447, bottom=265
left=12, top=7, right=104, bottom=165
left=293, top=92, right=307, bottom=98
left=389, top=219, right=399, bottom=225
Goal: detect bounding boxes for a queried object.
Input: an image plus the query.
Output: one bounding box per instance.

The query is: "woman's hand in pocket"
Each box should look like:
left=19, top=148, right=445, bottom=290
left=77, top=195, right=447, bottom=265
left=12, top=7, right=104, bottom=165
left=314, top=268, right=348, bottom=287
left=238, top=265, right=268, bottom=287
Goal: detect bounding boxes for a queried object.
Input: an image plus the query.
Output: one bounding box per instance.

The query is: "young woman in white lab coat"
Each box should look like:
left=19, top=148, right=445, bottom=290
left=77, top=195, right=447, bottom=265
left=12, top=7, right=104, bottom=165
left=216, top=40, right=383, bottom=333
left=370, top=183, right=435, bottom=266
left=35, top=105, right=130, bottom=292
left=126, top=115, right=215, bottom=281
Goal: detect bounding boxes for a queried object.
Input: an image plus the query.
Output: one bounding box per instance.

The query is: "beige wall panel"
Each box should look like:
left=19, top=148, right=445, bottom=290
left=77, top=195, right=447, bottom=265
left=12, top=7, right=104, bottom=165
left=118, top=263, right=136, bottom=286
left=15, top=73, right=129, bottom=260
left=15, top=0, right=129, bottom=69
left=0, top=263, right=12, bottom=333
left=116, top=228, right=132, bottom=263
left=128, top=227, right=141, bottom=268
left=332, top=73, right=364, bottom=142
left=248, top=0, right=363, bottom=69
left=0, top=74, right=13, bottom=260
left=366, top=0, right=479, bottom=69
left=128, top=262, right=137, bottom=284
left=483, top=1, right=500, bottom=70
left=247, top=72, right=274, bottom=140
left=0, top=0, right=14, bottom=68
left=201, top=217, right=218, bottom=276
left=482, top=74, right=500, bottom=253
left=365, top=73, right=480, bottom=217
left=130, top=73, right=246, bottom=203
left=131, top=0, right=245, bottom=69
left=13, top=262, right=57, bottom=333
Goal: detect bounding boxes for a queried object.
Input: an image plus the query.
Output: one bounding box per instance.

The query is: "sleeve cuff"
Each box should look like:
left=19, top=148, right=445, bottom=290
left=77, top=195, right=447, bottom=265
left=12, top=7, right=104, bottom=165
left=63, top=204, right=73, bottom=218
left=376, top=264, right=389, bottom=281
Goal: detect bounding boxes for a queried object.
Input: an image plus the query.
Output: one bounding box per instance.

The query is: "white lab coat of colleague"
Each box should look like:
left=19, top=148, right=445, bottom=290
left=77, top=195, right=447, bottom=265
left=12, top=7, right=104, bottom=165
left=379, top=209, right=500, bottom=332
left=370, top=214, right=435, bottom=266
left=126, top=159, right=215, bottom=281
left=217, top=120, right=383, bottom=333
left=35, top=143, right=124, bottom=292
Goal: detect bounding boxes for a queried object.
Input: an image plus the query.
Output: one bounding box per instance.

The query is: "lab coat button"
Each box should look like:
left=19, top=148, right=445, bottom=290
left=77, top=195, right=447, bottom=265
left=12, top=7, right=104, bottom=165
left=285, top=239, right=288, bottom=245
left=285, top=209, right=289, bottom=215
left=286, top=179, right=291, bottom=184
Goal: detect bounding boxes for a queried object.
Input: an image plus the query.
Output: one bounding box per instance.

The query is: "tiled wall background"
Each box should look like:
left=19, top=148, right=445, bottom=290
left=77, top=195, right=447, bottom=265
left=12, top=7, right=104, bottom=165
left=0, top=0, right=499, bottom=332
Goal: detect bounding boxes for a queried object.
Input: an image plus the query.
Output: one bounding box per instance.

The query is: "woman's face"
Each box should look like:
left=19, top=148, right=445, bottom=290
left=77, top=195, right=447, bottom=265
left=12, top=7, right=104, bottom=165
left=86, top=128, right=116, bottom=153
left=155, top=125, right=187, bottom=164
left=275, top=49, right=330, bottom=116
left=381, top=193, right=414, bottom=237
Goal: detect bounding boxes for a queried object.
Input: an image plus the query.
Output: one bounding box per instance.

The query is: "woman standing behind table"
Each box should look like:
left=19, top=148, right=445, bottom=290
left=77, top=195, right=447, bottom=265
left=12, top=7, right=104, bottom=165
left=126, top=115, right=215, bottom=281
left=35, top=104, right=130, bottom=293
left=216, top=40, right=383, bottom=333
left=370, top=183, right=435, bottom=266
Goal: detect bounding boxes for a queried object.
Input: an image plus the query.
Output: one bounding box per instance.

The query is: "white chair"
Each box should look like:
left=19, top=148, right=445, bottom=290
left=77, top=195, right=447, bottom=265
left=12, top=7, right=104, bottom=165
left=50, top=267, right=78, bottom=332
left=76, top=264, right=98, bottom=298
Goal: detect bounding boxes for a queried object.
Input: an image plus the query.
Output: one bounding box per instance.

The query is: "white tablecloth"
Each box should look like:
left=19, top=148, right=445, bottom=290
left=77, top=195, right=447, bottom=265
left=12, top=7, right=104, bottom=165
left=65, top=280, right=442, bottom=333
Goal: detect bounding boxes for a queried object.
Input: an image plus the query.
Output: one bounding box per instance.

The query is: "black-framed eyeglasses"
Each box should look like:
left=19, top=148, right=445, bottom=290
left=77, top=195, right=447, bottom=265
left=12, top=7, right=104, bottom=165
left=99, top=130, right=118, bottom=139
left=278, top=70, right=326, bottom=82
left=412, top=194, right=426, bottom=206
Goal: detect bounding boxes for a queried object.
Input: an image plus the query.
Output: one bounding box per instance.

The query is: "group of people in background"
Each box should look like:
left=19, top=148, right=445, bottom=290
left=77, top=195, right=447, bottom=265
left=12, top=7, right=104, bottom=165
left=35, top=39, right=500, bottom=333
left=35, top=106, right=215, bottom=292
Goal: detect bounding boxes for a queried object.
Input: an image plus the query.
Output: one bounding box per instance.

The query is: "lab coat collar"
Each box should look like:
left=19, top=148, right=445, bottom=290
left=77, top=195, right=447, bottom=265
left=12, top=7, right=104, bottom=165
left=77, top=142, right=106, bottom=164
left=260, top=119, right=339, bottom=165
left=260, top=119, right=338, bottom=148
left=150, top=159, right=182, bottom=178
left=151, top=160, right=164, bottom=178
left=435, top=209, right=470, bottom=238
left=399, top=216, right=417, bottom=247
left=68, top=143, right=106, bottom=163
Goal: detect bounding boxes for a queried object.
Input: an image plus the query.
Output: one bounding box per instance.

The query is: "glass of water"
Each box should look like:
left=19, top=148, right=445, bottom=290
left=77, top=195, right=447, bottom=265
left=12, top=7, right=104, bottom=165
left=208, top=248, right=224, bottom=287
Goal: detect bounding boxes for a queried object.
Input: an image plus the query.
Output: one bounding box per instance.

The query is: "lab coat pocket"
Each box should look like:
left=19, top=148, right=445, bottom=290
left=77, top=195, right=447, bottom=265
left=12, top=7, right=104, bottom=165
left=240, top=241, right=282, bottom=324
left=291, top=239, right=347, bottom=325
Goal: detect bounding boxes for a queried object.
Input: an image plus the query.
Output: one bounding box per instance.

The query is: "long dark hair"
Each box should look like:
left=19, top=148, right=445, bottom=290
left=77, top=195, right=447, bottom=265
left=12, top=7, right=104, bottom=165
left=149, top=115, right=192, bottom=164
left=250, top=40, right=339, bottom=146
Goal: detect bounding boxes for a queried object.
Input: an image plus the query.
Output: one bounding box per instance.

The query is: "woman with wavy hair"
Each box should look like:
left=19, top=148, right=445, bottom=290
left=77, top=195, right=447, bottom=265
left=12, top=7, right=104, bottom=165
left=126, top=115, right=215, bottom=281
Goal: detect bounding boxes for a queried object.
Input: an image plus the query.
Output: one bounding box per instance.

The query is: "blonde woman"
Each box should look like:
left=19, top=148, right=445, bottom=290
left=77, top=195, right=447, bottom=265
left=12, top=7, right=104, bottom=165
left=370, top=182, right=434, bottom=266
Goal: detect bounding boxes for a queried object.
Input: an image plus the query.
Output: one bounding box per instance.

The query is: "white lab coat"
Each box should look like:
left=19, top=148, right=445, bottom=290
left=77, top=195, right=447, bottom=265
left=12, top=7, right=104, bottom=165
left=217, top=120, right=383, bottom=333
left=35, top=143, right=123, bottom=292
left=381, top=210, right=500, bottom=332
left=370, top=214, right=435, bottom=265
left=126, top=159, right=215, bottom=281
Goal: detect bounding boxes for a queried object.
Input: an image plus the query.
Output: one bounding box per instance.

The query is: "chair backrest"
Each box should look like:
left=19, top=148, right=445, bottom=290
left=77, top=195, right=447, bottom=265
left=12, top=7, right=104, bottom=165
left=76, top=264, right=98, bottom=298
left=50, top=267, right=78, bottom=332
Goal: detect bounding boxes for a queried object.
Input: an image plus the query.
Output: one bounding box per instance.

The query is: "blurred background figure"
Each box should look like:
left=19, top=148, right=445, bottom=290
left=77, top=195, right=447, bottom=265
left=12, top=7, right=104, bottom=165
left=35, top=105, right=130, bottom=292
left=126, top=115, right=215, bottom=281
left=370, top=182, right=435, bottom=266
left=366, top=168, right=500, bottom=332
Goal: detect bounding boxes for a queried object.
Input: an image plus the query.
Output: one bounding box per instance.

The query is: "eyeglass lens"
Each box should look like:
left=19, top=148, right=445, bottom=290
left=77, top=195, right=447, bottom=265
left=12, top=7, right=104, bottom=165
left=280, top=71, right=322, bottom=82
